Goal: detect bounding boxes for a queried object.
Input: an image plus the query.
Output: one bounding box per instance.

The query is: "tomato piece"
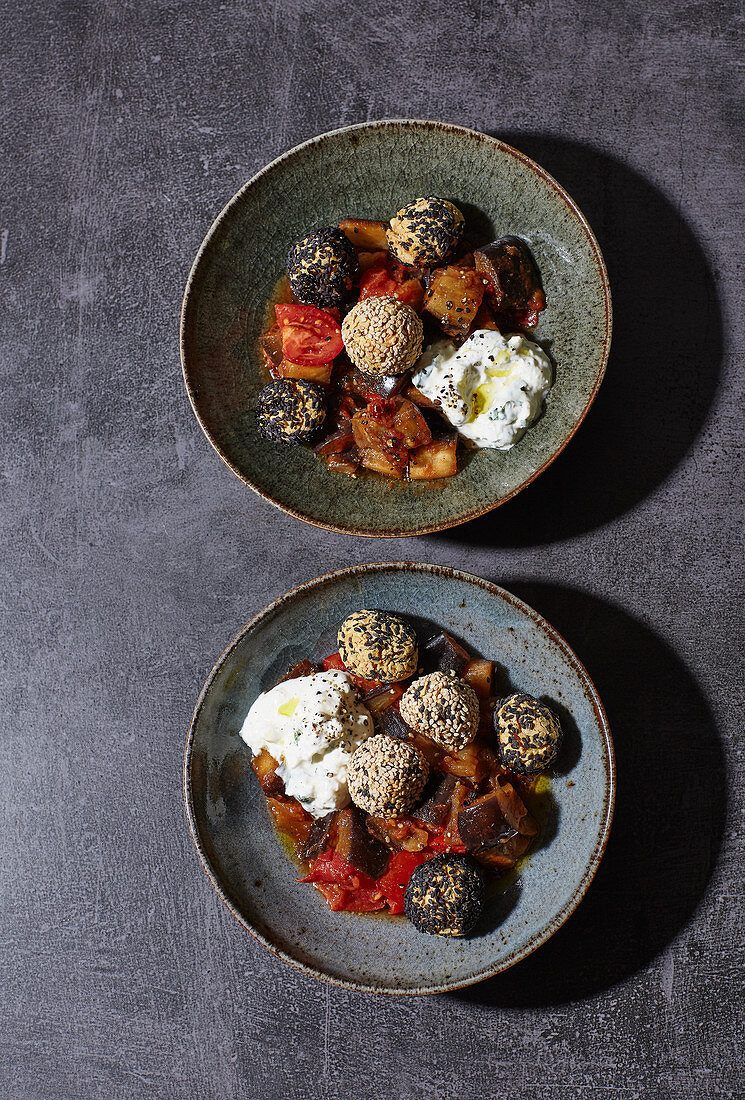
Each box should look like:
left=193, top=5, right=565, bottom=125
left=340, top=888, right=387, bottom=912
left=275, top=303, right=343, bottom=365
left=322, top=652, right=384, bottom=693
left=359, top=256, right=398, bottom=299
left=322, top=653, right=346, bottom=674
left=301, top=849, right=358, bottom=886
left=427, top=829, right=467, bottom=855
left=359, top=257, right=424, bottom=311
left=378, top=850, right=429, bottom=914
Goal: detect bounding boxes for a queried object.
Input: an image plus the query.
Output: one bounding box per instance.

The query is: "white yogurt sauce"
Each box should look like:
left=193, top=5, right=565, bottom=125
left=411, top=329, right=553, bottom=449
left=239, top=670, right=373, bottom=816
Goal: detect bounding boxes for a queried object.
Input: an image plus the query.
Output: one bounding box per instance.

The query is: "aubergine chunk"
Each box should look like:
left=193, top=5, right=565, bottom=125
left=346, top=368, right=411, bottom=399
left=413, top=773, right=459, bottom=828
left=301, top=810, right=337, bottom=862
left=422, top=630, right=471, bottom=675
left=471, top=831, right=531, bottom=870
left=277, top=658, right=321, bottom=683
left=474, top=236, right=546, bottom=314
left=335, top=807, right=390, bottom=879
left=375, top=706, right=415, bottom=741
left=457, top=790, right=513, bottom=850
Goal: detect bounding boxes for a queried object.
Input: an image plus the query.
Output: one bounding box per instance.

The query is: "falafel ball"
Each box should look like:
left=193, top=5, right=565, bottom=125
left=341, top=295, right=423, bottom=376
left=386, top=197, right=465, bottom=268
left=404, top=853, right=484, bottom=936
left=286, top=226, right=359, bottom=309
left=338, top=609, right=418, bottom=682
left=494, top=692, right=562, bottom=775
left=399, top=671, right=480, bottom=751
left=255, top=379, right=327, bottom=445
left=347, top=734, right=429, bottom=818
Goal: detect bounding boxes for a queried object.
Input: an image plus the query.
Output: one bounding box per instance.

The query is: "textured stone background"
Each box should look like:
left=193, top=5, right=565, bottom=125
left=1, top=1, right=743, bottom=1097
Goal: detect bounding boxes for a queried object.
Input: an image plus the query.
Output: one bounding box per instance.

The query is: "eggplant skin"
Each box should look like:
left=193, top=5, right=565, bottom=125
left=336, top=807, right=391, bottom=879
left=422, top=631, right=471, bottom=675
left=474, top=236, right=545, bottom=312
left=413, top=773, right=459, bottom=828
left=457, top=791, right=512, bottom=850
left=301, top=811, right=337, bottom=862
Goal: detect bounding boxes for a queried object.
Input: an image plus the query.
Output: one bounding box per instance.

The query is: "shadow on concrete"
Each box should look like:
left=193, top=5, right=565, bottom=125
left=432, top=135, right=722, bottom=548
left=449, top=582, right=726, bottom=1006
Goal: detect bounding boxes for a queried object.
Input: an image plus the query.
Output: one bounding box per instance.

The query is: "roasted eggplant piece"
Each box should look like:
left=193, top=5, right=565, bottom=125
left=313, top=424, right=355, bottom=456
left=251, top=747, right=285, bottom=796
left=344, top=368, right=411, bottom=400
left=325, top=451, right=360, bottom=476
left=462, top=658, right=494, bottom=700
left=375, top=706, right=415, bottom=741
left=457, top=790, right=512, bottom=850
left=391, top=397, right=431, bottom=449
left=422, top=630, right=471, bottom=675
left=423, top=265, right=485, bottom=338
left=362, top=684, right=406, bottom=719
left=334, top=807, right=390, bottom=878
left=471, top=831, right=532, bottom=869
left=277, top=658, right=320, bottom=682
left=474, top=236, right=546, bottom=323
left=301, top=810, right=337, bottom=862
left=339, top=217, right=389, bottom=252
left=414, top=773, right=459, bottom=828
left=409, top=437, right=458, bottom=480
left=279, top=359, right=333, bottom=385
left=493, top=777, right=539, bottom=837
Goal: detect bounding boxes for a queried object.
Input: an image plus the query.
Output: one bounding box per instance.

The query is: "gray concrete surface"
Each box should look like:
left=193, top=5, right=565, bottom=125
left=1, top=1, right=743, bottom=1097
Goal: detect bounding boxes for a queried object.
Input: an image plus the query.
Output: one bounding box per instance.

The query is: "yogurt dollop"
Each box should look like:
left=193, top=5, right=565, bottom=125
left=411, top=329, right=552, bottom=449
left=239, top=670, right=372, bottom=816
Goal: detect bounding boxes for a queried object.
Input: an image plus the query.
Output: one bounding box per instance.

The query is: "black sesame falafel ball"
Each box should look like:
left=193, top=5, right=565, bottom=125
left=255, top=379, right=327, bottom=445
left=286, top=226, right=359, bottom=309
left=386, top=197, right=465, bottom=268
left=494, top=692, right=563, bottom=775
left=405, top=854, right=484, bottom=937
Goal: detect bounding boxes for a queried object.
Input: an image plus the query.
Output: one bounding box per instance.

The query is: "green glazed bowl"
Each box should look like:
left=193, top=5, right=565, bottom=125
left=181, top=121, right=612, bottom=536
left=184, top=563, right=615, bottom=994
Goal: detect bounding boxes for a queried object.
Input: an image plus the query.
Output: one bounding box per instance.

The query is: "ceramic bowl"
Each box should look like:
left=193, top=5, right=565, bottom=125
left=180, top=120, right=611, bottom=537
left=184, top=563, right=615, bottom=993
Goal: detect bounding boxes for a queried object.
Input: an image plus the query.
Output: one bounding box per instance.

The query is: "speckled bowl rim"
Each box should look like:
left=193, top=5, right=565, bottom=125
left=180, top=119, right=613, bottom=538
left=183, top=562, right=616, bottom=994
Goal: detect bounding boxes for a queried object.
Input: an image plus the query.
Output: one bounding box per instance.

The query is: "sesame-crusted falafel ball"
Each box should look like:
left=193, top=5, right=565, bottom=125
left=255, top=379, right=327, bottom=445
left=494, top=692, right=562, bottom=775
left=338, top=609, right=418, bottom=682
left=347, top=734, right=429, bottom=817
left=341, top=296, right=423, bottom=376
left=399, top=671, right=480, bottom=751
left=286, top=226, right=358, bottom=309
left=386, top=197, right=465, bottom=268
left=404, top=853, right=484, bottom=936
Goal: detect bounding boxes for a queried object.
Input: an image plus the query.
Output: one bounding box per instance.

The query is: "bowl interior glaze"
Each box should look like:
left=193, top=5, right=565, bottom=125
left=180, top=121, right=611, bottom=536
left=184, top=563, right=615, bottom=993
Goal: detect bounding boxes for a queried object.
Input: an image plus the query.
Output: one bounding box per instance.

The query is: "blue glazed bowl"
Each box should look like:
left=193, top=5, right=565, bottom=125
left=181, top=120, right=611, bottom=537
left=184, top=563, right=615, bottom=993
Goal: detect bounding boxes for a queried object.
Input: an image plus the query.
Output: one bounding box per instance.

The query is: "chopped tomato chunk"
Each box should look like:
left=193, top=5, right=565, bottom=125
left=358, top=256, right=424, bottom=311
left=377, top=850, right=429, bottom=914
left=322, top=653, right=384, bottom=694
left=275, top=303, right=343, bottom=365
